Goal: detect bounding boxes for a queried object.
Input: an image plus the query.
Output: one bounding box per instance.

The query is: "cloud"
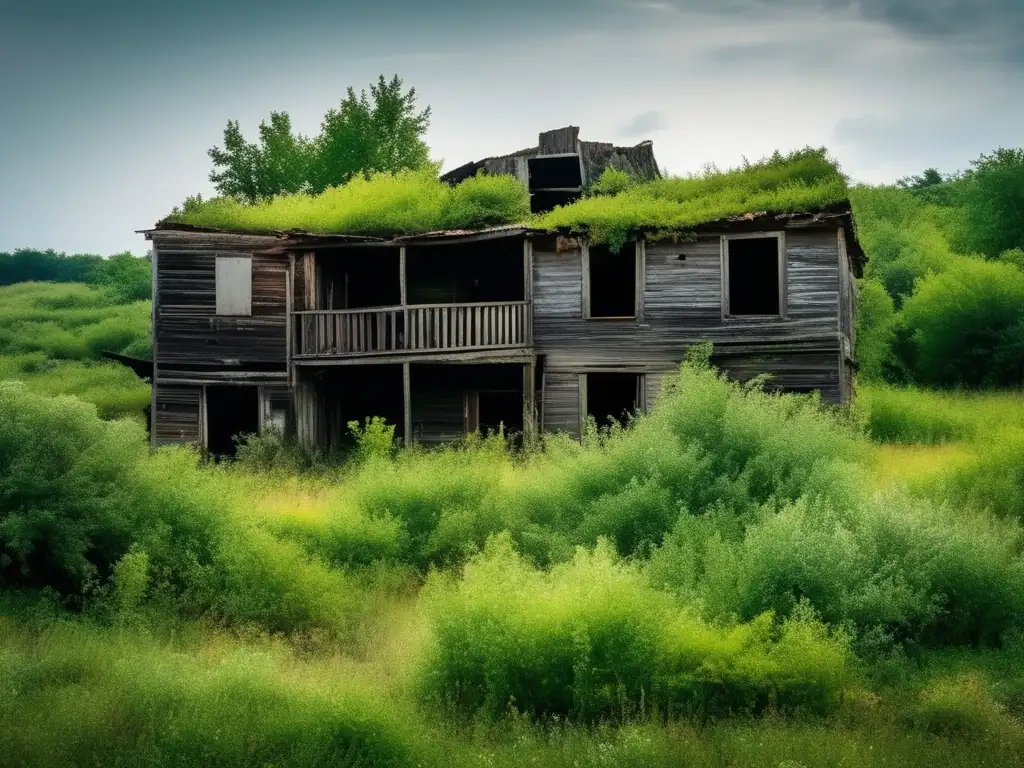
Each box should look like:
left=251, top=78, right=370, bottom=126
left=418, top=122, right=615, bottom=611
left=620, top=110, right=669, bottom=137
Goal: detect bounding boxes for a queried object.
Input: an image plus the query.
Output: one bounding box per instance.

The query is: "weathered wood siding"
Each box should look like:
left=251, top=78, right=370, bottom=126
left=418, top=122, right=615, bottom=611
left=153, top=384, right=201, bottom=445
left=150, top=231, right=290, bottom=448
left=152, top=232, right=289, bottom=383
left=533, top=226, right=846, bottom=411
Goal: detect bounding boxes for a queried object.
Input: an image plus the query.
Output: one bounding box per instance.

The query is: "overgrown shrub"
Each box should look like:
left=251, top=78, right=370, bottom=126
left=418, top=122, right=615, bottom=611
left=941, top=426, right=1024, bottom=520
left=901, top=258, right=1024, bottom=387
left=904, top=675, right=1006, bottom=739
left=419, top=535, right=850, bottom=722
left=649, top=492, right=1024, bottom=647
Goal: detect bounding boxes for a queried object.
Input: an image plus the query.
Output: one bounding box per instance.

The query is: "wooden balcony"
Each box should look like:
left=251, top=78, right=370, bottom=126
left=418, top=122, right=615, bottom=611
left=294, top=301, right=532, bottom=360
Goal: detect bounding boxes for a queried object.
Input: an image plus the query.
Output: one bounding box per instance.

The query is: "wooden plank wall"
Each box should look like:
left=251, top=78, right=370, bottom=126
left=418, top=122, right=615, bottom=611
left=532, top=226, right=846, bottom=415
left=153, top=384, right=201, bottom=445
left=410, top=389, right=466, bottom=445
left=152, top=232, right=289, bottom=382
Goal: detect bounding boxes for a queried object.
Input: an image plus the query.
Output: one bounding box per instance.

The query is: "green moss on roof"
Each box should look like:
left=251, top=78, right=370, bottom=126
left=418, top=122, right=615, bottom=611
left=165, top=147, right=849, bottom=246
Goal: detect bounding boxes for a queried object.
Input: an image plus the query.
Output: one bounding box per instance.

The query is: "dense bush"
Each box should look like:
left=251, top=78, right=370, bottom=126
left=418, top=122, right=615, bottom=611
left=941, top=426, right=1024, bottom=521
left=900, top=258, right=1024, bottom=387
left=855, top=279, right=898, bottom=381
left=0, top=354, right=150, bottom=418
left=0, top=383, right=219, bottom=601
left=420, top=535, right=850, bottom=721
left=648, top=492, right=1024, bottom=646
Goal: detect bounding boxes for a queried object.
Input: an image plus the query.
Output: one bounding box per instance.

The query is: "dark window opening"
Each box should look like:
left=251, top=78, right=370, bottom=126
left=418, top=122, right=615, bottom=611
left=477, top=390, right=524, bottom=437
left=728, top=237, right=781, bottom=316
left=528, top=155, right=583, bottom=191
left=588, top=244, right=636, bottom=318
left=587, top=373, right=642, bottom=429
left=406, top=239, right=524, bottom=305
left=530, top=189, right=580, bottom=214
left=206, top=385, right=260, bottom=458
left=318, top=248, right=401, bottom=310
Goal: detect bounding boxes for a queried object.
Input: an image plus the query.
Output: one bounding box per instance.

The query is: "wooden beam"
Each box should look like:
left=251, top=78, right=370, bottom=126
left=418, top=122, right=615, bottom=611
left=403, top=362, right=412, bottom=447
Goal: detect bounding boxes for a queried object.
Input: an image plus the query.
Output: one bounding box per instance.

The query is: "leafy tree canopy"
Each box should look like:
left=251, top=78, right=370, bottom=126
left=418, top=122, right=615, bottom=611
left=207, top=75, right=431, bottom=204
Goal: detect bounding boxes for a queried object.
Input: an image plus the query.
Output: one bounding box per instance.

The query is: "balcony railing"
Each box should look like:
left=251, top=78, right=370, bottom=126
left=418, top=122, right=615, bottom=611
left=294, top=301, right=531, bottom=359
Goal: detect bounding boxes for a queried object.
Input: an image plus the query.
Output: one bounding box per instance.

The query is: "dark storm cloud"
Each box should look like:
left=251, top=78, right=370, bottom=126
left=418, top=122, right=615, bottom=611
left=666, top=0, right=1024, bottom=66
left=620, top=110, right=668, bottom=137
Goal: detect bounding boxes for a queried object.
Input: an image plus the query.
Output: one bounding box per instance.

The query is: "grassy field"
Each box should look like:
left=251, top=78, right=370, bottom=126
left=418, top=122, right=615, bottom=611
left=3, top=353, right=1024, bottom=767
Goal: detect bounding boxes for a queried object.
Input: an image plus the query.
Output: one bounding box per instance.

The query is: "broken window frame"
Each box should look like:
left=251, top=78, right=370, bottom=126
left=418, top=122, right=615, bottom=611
left=582, top=240, right=645, bottom=322
left=720, top=232, right=787, bottom=320
left=578, top=370, right=648, bottom=435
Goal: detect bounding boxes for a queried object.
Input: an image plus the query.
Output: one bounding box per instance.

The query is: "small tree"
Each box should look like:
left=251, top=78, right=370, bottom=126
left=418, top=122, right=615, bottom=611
left=206, top=75, right=431, bottom=203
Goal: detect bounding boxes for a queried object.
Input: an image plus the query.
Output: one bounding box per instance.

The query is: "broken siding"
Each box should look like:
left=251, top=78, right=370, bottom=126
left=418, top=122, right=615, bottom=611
left=542, top=370, right=582, bottom=437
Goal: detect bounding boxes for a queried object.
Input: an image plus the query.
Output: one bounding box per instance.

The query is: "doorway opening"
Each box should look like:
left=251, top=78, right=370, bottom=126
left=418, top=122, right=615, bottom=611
left=206, top=385, right=260, bottom=457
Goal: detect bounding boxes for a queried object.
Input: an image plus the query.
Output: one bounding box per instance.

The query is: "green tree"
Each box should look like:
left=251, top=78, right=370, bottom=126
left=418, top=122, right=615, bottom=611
left=310, top=75, right=431, bottom=194
left=208, top=112, right=311, bottom=204
left=206, top=75, right=431, bottom=203
left=957, top=147, right=1024, bottom=258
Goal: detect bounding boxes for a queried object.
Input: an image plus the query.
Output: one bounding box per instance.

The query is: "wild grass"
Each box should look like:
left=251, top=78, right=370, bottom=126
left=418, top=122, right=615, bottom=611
left=168, top=148, right=850, bottom=248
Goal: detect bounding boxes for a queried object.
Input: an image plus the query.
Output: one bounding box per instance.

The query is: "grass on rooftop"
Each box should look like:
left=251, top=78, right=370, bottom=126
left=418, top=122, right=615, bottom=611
left=166, top=148, right=850, bottom=246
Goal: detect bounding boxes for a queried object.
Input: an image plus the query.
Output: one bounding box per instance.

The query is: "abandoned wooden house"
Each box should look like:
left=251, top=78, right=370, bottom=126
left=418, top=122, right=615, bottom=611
left=142, top=126, right=863, bottom=456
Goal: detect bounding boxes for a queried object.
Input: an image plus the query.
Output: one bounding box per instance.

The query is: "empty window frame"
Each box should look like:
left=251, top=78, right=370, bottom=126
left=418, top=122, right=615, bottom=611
left=215, top=255, right=252, bottom=316
left=583, top=242, right=643, bottom=320
left=581, top=372, right=646, bottom=431
left=721, top=233, right=785, bottom=318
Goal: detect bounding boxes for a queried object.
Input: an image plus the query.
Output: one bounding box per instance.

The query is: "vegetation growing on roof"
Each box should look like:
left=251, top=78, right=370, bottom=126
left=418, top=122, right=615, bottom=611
left=169, top=169, right=531, bottom=235
left=538, top=147, right=849, bottom=250
left=167, top=147, right=849, bottom=246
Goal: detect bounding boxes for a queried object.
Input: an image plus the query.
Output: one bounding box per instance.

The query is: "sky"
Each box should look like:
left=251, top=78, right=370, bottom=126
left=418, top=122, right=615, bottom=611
left=2, top=0, right=1022, bottom=255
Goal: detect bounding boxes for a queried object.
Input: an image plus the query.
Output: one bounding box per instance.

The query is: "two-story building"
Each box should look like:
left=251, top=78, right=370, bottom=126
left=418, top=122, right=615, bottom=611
left=142, top=127, right=863, bottom=455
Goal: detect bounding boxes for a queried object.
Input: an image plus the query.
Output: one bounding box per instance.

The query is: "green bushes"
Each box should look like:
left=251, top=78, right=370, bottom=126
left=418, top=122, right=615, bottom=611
left=0, top=383, right=219, bottom=600
left=419, top=536, right=850, bottom=721
left=649, top=493, right=1024, bottom=646
left=901, top=258, right=1024, bottom=387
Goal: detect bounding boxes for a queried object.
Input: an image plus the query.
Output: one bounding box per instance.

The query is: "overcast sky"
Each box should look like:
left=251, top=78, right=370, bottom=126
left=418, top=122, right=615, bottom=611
left=2, top=0, right=1022, bottom=255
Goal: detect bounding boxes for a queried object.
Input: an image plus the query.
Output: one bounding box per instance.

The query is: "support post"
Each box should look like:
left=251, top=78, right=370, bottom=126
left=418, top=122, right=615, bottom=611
left=400, top=246, right=408, bottom=350
left=403, top=362, right=412, bottom=447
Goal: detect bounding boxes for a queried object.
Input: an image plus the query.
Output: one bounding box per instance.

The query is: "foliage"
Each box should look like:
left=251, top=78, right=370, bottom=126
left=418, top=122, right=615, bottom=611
left=854, top=279, right=897, bottom=381
left=956, top=148, right=1024, bottom=258
left=649, top=491, right=1024, bottom=647
left=901, top=258, right=1024, bottom=387
left=207, top=75, right=431, bottom=203
left=0, top=248, right=151, bottom=297
left=420, top=535, right=850, bottom=721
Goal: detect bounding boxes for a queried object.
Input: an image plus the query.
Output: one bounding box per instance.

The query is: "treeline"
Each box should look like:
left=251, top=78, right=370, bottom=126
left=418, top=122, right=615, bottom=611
left=853, top=147, right=1024, bottom=388
left=0, top=249, right=151, bottom=302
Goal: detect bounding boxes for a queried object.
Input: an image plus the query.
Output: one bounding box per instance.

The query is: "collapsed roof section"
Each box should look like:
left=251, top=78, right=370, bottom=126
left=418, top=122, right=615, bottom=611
left=439, top=126, right=661, bottom=213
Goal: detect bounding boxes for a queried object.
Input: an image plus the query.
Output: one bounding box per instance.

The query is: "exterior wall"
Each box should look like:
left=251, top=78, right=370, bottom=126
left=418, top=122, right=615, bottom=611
left=533, top=225, right=846, bottom=435
left=411, top=389, right=466, bottom=444
left=150, top=231, right=291, bottom=448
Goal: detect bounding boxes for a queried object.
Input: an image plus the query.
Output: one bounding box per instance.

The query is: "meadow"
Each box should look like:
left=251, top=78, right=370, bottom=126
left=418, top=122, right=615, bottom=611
left=2, top=350, right=1024, bottom=767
